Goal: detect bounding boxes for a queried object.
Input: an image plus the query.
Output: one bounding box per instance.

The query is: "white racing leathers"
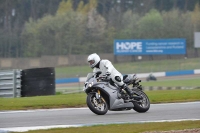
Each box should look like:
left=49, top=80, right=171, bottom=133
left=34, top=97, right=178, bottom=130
left=93, top=60, right=124, bottom=87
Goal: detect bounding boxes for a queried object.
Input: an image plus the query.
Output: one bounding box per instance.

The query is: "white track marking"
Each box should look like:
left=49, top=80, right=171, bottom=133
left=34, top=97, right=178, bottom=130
left=0, top=107, right=88, bottom=114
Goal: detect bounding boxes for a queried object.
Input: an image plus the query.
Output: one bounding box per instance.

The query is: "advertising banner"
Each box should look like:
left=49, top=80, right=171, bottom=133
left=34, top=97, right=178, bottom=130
left=114, top=39, right=186, bottom=55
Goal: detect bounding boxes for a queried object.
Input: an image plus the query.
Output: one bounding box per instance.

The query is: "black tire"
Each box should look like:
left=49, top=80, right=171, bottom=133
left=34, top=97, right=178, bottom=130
left=132, top=89, right=150, bottom=113
left=87, top=93, right=108, bottom=115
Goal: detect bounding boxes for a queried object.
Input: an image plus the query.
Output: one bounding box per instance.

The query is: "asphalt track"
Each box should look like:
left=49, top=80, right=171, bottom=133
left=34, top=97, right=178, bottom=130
left=0, top=102, right=200, bottom=132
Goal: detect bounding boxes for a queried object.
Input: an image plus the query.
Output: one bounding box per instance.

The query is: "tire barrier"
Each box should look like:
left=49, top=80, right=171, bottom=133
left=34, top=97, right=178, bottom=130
left=21, top=67, right=55, bottom=97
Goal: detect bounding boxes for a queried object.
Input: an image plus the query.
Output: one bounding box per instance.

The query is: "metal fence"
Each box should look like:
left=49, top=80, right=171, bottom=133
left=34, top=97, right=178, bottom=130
left=0, top=70, right=21, bottom=98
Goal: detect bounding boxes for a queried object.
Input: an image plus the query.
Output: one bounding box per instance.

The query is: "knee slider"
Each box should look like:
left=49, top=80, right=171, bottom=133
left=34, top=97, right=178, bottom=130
left=115, top=76, right=121, bottom=82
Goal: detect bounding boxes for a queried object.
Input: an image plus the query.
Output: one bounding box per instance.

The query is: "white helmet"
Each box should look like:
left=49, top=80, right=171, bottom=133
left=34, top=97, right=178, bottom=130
left=87, top=53, right=100, bottom=68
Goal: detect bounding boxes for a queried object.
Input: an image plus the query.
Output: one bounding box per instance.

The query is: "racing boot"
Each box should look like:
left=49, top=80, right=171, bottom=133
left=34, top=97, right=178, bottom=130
left=123, top=85, right=134, bottom=99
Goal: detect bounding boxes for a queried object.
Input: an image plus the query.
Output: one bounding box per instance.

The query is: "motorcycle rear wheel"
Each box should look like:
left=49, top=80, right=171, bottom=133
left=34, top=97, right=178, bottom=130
left=132, top=89, right=150, bottom=113
left=87, top=93, right=108, bottom=115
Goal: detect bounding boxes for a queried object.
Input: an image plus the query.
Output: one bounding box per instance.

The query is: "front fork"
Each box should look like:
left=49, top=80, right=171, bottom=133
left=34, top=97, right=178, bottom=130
left=95, top=89, right=106, bottom=103
left=95, top=89, right=101, bottom=100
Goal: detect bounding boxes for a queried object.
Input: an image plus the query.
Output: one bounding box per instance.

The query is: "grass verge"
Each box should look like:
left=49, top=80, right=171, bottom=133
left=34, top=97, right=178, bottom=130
left=12, top=120, right=200, bottom=133
left=141, top=78, right=200, bottom=87
left=0, top=89, right=200, bottom=111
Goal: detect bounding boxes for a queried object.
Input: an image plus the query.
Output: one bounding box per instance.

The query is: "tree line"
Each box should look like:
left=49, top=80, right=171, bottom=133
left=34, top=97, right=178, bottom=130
left=0, top=0, right=200, bottom=57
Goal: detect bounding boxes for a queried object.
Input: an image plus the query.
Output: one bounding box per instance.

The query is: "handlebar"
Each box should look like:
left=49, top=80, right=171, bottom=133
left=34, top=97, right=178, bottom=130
left=97, top=75, right=110, bottom=82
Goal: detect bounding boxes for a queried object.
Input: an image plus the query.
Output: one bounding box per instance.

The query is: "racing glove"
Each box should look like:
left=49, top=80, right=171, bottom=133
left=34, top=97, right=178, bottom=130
left=105, top=72, right=111, bottom=76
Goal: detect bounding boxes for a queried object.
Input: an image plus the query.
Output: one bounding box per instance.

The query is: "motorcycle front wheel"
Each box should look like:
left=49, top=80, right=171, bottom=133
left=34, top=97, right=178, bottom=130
left=132, top=89, right=150, bottom=113
left=87, top=93, right=108, bottom=115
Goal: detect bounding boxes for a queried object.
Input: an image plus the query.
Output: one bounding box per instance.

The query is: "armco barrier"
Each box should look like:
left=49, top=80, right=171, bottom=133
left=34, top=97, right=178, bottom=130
left=0, top=70, right=21, bottom=97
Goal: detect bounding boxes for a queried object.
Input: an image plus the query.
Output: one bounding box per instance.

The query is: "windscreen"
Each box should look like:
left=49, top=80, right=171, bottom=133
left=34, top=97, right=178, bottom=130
left=86, top=73, right=94, bottom=81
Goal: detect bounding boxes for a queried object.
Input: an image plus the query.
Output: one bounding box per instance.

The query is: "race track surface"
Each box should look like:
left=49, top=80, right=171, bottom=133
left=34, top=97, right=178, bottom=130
left=0, top=102, right=200, bottom=132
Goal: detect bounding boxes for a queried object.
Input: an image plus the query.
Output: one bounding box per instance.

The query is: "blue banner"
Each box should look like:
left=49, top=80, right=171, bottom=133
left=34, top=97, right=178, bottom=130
left=56, top=78, right=79, bottom=84
left=114, top=39, right=186, bottom=55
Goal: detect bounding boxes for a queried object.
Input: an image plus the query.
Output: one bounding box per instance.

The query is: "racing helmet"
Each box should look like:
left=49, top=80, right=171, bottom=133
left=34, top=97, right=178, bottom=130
left=87, top=53, right=100, bottom=68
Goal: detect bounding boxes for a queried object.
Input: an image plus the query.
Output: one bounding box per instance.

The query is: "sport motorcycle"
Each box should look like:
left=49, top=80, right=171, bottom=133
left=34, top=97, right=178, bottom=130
left=83, top=71, right=150, bottom=115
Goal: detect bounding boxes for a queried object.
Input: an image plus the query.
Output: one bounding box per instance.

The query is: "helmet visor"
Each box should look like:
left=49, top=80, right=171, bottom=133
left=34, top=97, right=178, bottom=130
left=88, top=60, right=95, bottom=65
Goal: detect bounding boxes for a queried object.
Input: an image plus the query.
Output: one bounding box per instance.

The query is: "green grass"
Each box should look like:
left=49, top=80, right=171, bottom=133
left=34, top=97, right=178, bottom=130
left=56, top=78, right=200, bottom=94
left=147, top=89, right=200, bottom=103
left=1, top=89, right=200, bottom=111
left=0, top=93, right=86, bottom=110
left=12, top=120, right=200, bottom=133
left=55, top=58, right=200, bottom=78
left=141, top=78, right=200, bottom=87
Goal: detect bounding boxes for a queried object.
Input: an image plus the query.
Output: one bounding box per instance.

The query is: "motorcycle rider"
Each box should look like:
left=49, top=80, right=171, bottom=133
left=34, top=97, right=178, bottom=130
left=87, top=53, right=134, bottom=98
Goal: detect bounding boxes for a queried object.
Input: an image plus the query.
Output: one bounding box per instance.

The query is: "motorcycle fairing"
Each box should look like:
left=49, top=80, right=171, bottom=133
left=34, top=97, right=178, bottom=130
left=93, top=82, right=134, bottom=110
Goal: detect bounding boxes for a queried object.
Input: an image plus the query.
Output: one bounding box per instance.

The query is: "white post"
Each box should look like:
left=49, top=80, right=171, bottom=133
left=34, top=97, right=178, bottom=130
left=13, top=70, right=16, bottom=98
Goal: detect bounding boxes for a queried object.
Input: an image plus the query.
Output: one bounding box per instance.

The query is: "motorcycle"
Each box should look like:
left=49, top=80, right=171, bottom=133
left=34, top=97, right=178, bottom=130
left=146, top=74, right=157, bottom=81
left=83, top=71, right=150, bottom=115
